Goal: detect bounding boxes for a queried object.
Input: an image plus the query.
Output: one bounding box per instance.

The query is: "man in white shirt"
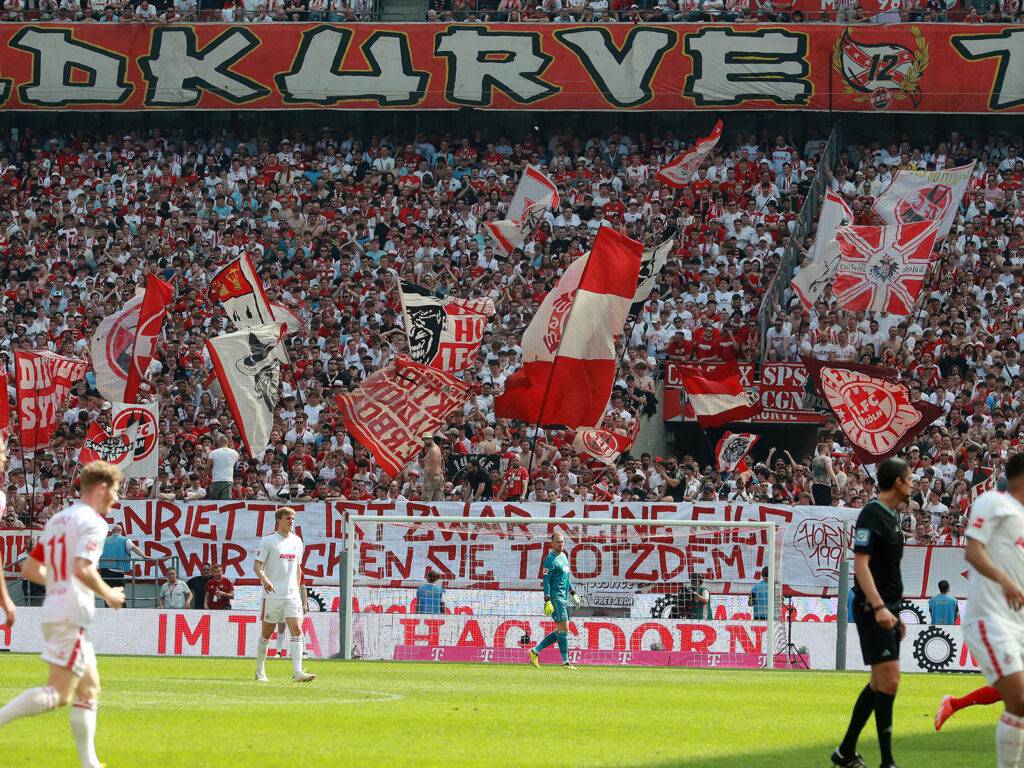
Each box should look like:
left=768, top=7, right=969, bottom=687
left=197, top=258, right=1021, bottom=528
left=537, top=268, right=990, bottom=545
left=0, top=461, right=126, bottom=768
left=253, top=507, right=315, bottom=683
left=203, top=434, right=239, bottom=500
left=157, top=569, right=193, bottom=609
left=962, top=454, right=1024, bottom=768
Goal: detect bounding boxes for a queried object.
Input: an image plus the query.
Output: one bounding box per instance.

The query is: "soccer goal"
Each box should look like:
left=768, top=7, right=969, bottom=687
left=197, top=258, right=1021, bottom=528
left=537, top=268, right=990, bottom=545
left=338, top=515, right=783, bottom=668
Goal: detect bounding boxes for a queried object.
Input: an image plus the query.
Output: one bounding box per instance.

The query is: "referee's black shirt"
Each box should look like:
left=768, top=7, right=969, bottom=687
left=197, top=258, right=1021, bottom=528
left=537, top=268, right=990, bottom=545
left=851, top=499, right=904, bottom=605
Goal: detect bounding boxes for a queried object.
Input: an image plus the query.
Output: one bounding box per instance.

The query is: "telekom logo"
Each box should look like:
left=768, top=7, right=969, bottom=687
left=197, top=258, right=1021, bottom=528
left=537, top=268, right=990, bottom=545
left=618, top=652, right=632, bottom=665
left=479, top=649, right=494, bottom=663
left=430, top=647, right=444, bottom=661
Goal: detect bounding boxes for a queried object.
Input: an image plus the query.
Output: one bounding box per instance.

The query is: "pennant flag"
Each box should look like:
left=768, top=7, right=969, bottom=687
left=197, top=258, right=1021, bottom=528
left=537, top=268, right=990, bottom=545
left=209, top=253, right=276, bottom=329
left=656, top=120, right=723, bottom=188
left=678, top=360, right=761, bottom=429
left=78, top=421, right=135, bottom=470
left=872, top=161, right=975, bottom=239
left=573, top=427, right=634, bottom=467
left=398, top=280, right=496, bottom=372
left=124, top=274, right=173, bottom=403
left=630, top=238, right=674, bottom=317
left=790, top=189, right=854, bottom=310
left=112, top=401, right=159, bottom=478
left=206, top=323, right=287, bottom=458
left=335, top=356, right=472, bottom=478
left=482, top=167, right=559, bottom=257
left=495, top=227, right=643, bottom=429
left=715, top=432, right=759, bottom=474
left=14, top=351, right=89, bottom=452
left=91, top=292, right=144, bottom=403
left=832, top=221, right=939, bottom=316
left=802, top=357, right=944, bottom=466
left=0, top=371, right=9, bottom=443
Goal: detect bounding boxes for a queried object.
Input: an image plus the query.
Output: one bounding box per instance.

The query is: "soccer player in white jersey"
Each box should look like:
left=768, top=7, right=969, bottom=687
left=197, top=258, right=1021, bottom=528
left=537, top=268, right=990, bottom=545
left=0, top=461, right=126, bottom=768
left=253, top=506, right=315, bottom=682
left=963, top=453, right=1024, bottom=768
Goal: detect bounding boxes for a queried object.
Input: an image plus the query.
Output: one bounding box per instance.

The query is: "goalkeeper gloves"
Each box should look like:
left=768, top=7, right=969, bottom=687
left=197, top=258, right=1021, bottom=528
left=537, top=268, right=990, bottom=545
left=571, top=591, right=581, bottom=608
left=544, top=600, right=554, bottom=616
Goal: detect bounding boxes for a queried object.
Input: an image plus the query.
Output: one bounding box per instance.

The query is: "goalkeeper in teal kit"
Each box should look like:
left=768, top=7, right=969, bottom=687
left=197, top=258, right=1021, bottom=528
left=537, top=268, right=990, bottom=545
left=528, top=532, right=581, bottom=669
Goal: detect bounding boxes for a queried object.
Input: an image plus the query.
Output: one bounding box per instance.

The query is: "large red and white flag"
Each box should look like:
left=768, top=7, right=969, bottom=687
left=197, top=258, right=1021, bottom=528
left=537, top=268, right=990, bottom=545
left=656, top=120, right=723, bottom=188
left=124, top=274, right=173, bottom=403
left=206, top=323, right=287, bottom=458
left=832, top=221, right=939, bottom=316
left=91, top=292, right=143, bottom=403
left=336, top=356, right=472, bottom=478
left=790, top=188, right=854, bottom=310
left=802, top=357, right=943, bottom=466
left=482, top=167, right=559, bottom=257
left=14, top=351, right=89, bottom=452
left=398, top=280, right=495, bottom=372
left=209, top=253, right=276, bottom=329
left=715, top=432, right=759, bottom=474
left=678, top=361, right=761, bottom=429
left=495, top=227, right=643, bottom=429
left=872, top=162, right=975, bottom=239
left=572, top=427, right=634, bottom=467
left=78, top=421, right=136, bottom=470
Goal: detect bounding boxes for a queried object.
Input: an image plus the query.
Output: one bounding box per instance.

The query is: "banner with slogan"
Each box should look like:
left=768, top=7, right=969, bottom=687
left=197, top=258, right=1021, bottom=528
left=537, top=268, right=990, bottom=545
left=0, top=23, right=1021, bottom=113
left=91, top=499, right=964, bottom=599
left=664, top=362, right=825, bottom=425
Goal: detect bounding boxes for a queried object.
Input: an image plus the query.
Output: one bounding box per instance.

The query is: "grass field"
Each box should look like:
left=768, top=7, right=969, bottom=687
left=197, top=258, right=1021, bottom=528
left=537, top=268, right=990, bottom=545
left=0, top=654, right=1000, bottom=767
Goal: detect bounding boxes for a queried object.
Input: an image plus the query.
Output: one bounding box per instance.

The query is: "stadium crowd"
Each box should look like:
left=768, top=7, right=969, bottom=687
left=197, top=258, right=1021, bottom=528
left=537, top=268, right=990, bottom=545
left=0, top=121, right=1017, bottom=536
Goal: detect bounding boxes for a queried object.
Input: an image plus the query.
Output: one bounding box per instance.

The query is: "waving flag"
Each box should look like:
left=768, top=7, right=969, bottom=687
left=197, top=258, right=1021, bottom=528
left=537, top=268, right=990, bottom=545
left=832, top=221, right=939, bottom=316
left=91, top=292, right=144, bottom=403
left=78, top=421, right=135, bottom=470
left=209, top=254, right=276, bottom=329
left=630, top=238, right=674, bottom=317
left=678, top=361, right=761, bottom=429
left=802, top=357, right=943, bottom=466
left=336, top=356, right=471, bottom=478
left=656, top=120, right=723, bottom=188
left=14, top=351, right=89, bottom=451
left=573, top=427, right=634, bottom=467
left=715, top=432, right=759, bottom=474
left=399, top=280, right=495, bottom=372
left=482, top=167, right=559, bottom=257
left=872, top=161, right=974, bottom=239
left=112, top=401, right=160, bottom=478
left=790, top=189, right=854, bottom=310
left=206, top=323, right=287, bottom=458
left=495, top=227, right=643, bottom=429
left=124, top=274, right=173, bottom=403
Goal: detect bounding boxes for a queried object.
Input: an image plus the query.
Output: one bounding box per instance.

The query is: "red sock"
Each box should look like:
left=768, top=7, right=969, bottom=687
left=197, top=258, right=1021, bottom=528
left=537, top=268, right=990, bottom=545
left=951, top=685, right=1002, bottom=711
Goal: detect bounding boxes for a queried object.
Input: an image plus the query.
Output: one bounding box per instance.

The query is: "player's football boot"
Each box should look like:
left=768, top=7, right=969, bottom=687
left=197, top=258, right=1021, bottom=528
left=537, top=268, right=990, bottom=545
left=255, top=671, right=270, bottom=682
left=293, top=670, right=317, bottom=682
left=934, top=695, right=954, bottom=731
left=562, top=662, right=577, bottom=670
left=830, top=748, right=867, bottom=768
left=528, top=648, right=540, bottom=669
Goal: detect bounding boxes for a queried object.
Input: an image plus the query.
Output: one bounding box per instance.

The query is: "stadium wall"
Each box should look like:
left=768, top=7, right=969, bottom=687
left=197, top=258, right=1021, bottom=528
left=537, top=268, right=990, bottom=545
left=0, top=23, right=1020, bottom=112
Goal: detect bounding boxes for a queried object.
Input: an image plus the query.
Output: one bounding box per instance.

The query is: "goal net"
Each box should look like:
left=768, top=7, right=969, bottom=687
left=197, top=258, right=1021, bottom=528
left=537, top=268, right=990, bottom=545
left=341, top=516, right=784, bottom=668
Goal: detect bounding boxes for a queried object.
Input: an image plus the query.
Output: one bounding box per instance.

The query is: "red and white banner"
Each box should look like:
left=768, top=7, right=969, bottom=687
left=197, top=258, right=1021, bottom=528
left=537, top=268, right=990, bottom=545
left=90, top=292, right=144, bottom=404
left=677, top=360, right=762, bottom=429
left=656, top=119, right=723, bottom=188
left=112, top=401, right=160, bottom=478
left=496, top=227, right=642, bottom=428
left=14, top=351, right=89, bottom=452
left=790, top=188, right=854, bottom=310
left=833, top=221, right=939, bottom=315
left=482, top=167, right=558, bottom=256
left=125, top=274, right=174, bottom=403
left=572, top=427, right=634, bottom=467
left=209, top=254, right=276, bottom=329
left=802, top=357, right=944, bottom=466
left=79, top=421, right=135, bottom=470
left=715, top=432, right=759, bottom=474
left=336, top=356, right=471, bottom=478
left=398, top=280, right=495, bottom=372
left=872, top=162, right=975, bottom=239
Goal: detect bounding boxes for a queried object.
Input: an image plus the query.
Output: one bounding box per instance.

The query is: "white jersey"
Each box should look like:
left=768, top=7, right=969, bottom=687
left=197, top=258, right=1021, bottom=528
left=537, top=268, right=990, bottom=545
left=255, top=531, right=303, bottom=600
left=36, top=503, right=107, bottom=627
left=965, top=490, right=1024, bottom=628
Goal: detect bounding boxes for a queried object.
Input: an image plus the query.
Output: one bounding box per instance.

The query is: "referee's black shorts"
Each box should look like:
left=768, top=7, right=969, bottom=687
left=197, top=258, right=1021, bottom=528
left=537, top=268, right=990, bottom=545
left=853, top=600, right=901, bottom=666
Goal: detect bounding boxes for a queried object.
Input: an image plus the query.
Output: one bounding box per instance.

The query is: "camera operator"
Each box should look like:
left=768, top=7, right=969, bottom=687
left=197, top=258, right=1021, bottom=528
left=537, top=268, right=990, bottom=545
left=671, top=573, right=712, bottom=620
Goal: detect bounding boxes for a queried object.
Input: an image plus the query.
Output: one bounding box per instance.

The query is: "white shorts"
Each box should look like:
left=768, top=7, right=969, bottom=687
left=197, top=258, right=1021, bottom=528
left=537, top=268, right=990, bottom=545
left=259, top=596, right=303, bottom=625
left=964, top=616, right=1024, bottom=686
left=41, top=623, right=96, bottom=678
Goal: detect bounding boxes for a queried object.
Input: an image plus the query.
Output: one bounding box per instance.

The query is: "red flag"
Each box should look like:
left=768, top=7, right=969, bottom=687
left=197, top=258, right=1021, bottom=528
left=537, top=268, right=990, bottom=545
left=802, top=357, right=944, bottom=466
left=572, top=427, right=634, bottom=467
left=336, top=356, right=471, bottom=478
left=14, top=351, right=89, bottom=452
left=715, top=432, right=759, bottom=474
left=78, top=422, right=135, bottom=469
left=495, top=227, right=643, bottom=428
left=832, top=221, right=939, bottom=316
left=0, top=371, right=9, bottom=442
left=125, top=274, right=173, bottom=402
left=656, top=120, right=723, bottom=188
left=678, top=361, right=761, bottom=429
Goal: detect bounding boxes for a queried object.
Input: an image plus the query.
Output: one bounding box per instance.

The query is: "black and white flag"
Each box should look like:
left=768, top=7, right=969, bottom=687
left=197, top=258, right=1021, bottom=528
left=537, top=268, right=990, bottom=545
left=399, top=280, right=495, bottom=372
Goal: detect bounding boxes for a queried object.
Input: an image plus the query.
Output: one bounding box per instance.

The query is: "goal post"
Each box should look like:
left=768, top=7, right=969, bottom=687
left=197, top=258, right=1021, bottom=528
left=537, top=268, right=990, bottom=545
left=340, top=515, right=782, bottom=668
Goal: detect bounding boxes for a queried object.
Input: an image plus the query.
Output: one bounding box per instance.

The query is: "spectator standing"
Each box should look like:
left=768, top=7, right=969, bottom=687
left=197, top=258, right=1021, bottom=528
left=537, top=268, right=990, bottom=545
left=187, top=563, right=212, bottom=610
left=422, top=435, right=445, bottom=502
left=928, top=580, right=958, bottom=625
left=158, top=570, right=193, bottom=610
left=205, top=564, right=234, bottom=610
left=98, top=523, right=159, bottom=589
left=204, top=435, right=240, bottom=501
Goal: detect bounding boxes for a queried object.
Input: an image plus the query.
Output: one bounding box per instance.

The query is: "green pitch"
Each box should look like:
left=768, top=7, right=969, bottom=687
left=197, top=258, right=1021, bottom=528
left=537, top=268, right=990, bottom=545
left=0, top=655, right=997, bottom=767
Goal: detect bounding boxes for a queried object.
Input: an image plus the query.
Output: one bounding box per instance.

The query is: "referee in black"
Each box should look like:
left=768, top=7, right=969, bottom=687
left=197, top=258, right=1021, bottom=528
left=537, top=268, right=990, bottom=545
left=832, top=457, right=912, bottom=768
